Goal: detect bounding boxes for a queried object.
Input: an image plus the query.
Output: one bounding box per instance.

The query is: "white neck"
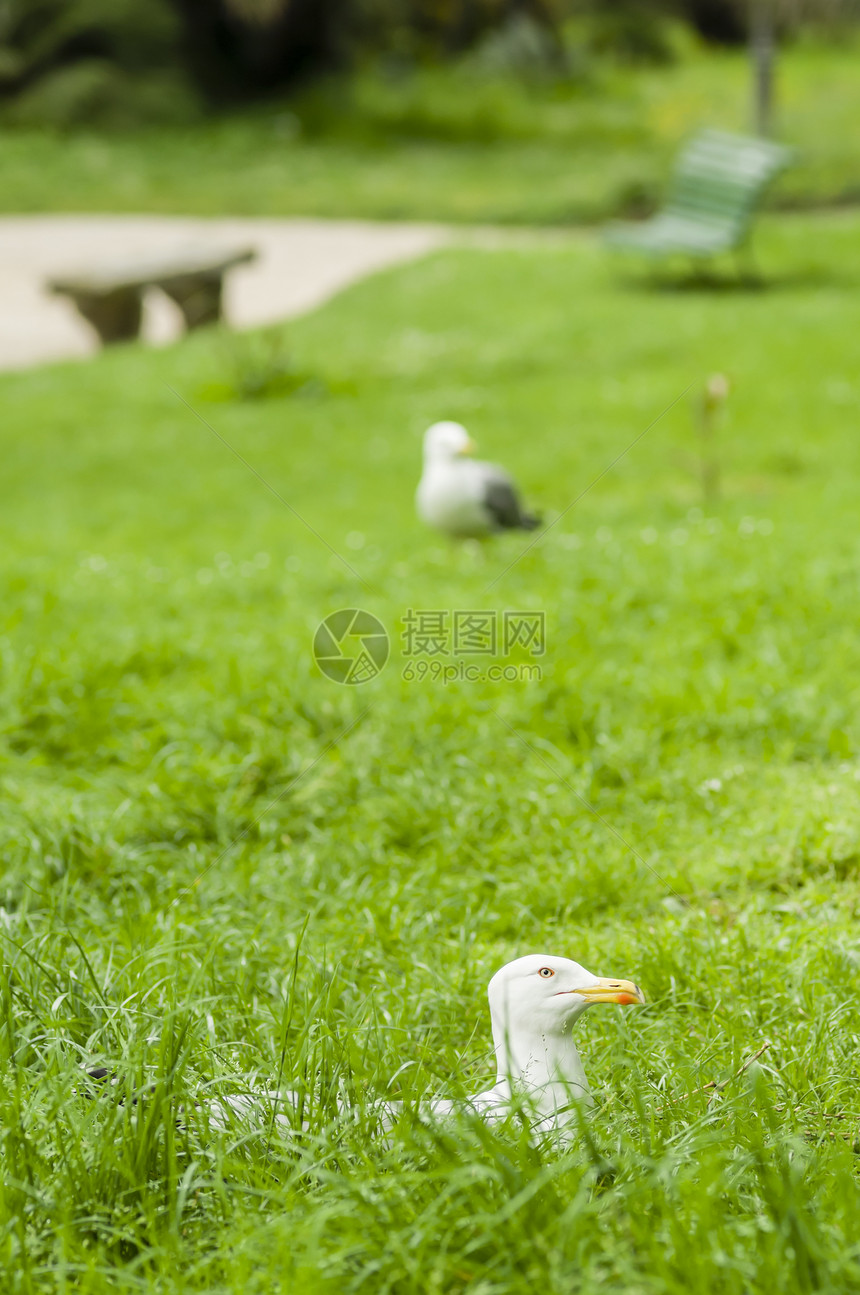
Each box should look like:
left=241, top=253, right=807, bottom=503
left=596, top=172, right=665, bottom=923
left=490, top=1015, right=592, bottom=1121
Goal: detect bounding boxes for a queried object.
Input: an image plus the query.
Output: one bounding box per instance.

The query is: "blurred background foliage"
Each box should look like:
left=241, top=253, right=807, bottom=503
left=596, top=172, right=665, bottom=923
left=0, top=0, right=857, bottom=130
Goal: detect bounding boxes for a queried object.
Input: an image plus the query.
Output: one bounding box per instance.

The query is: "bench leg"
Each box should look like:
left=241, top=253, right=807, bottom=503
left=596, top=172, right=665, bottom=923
left=64, top=287, right=143, bottom=346
left=160, top=273, right=224, bottom=331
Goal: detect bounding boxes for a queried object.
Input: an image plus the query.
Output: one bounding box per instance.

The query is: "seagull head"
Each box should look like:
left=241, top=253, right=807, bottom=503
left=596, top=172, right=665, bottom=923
left=423, top=421, right=476, bottom=461
left=488, top=953, right=645, bottom=1038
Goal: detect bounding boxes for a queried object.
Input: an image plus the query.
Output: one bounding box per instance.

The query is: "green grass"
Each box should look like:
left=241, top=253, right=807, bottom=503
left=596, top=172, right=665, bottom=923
left=3, top=212, right=860, bottom=1291
left=2, top=39, right=860, bottom=223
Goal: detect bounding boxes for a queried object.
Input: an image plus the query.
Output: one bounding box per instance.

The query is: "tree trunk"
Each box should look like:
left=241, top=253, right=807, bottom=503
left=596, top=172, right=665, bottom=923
left=172, top=0, right=343, bottom=102
left=750, top=0, right=775, bottom=136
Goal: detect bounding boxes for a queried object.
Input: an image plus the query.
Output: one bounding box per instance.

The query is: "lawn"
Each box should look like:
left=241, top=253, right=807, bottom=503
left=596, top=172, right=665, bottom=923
left=2, top=212, right=860, bottom=1292
left=1, top=39, right=860, bottom=223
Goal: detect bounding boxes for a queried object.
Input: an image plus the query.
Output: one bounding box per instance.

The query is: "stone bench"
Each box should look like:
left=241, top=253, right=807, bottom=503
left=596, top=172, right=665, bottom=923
left=47, top=245, right=257, bottom=346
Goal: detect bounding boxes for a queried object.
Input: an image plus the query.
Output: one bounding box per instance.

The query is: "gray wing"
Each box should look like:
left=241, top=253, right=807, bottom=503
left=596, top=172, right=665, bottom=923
left=481, top=466, right=540, bottom=532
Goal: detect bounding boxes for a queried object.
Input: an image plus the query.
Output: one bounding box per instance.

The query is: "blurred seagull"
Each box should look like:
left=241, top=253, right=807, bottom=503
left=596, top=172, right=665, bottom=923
left=81, top=954, right=645, bottom=1137
left=416, top=421, right=540, bottom=539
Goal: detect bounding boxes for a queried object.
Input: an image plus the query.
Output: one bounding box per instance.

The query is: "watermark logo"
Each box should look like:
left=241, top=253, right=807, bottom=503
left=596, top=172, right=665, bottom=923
left=400, top=609, right=545, bottom=684
left=313, top=608, right=545, bottom=685
left=313, top=608, right=390, bottom=685
left=401, top=609, right=545, bottom=660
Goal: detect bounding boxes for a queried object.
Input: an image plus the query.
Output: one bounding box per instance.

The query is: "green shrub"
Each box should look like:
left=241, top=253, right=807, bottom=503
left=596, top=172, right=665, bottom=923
left=4, top=59, right=200, bottom=129
left=582, top=1, right=680, bottom=63
left=0, top=0, right=195, bottom=127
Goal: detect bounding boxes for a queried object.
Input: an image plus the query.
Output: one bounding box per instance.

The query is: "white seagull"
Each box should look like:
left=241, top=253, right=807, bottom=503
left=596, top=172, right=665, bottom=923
left=421, top=953, right=645, bottom=1129
left=416, top=421, right=540, bottom=538
left=82, top=955, right=645, bottom=1137
left=206, top=953, right=645, bottom=1135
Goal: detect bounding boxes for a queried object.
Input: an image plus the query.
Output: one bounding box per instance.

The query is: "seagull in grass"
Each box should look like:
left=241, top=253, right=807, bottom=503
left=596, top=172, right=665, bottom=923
left=81, top=954, right=644, bottom=1137
left=419, top=953, right=645, bottom=1131
left=416, top=422, right=540, bottom=539
left=212, top=954, right=644, bottom=1136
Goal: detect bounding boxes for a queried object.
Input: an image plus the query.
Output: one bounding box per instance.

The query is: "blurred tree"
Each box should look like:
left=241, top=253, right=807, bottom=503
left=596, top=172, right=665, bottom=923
left=596, top=0, right=858, bottom=49
left=0, top=0, right=195, bottom=125
left=685, top=0, right=747, bottom=40
left=173, top=0, right=345, bottom=100
left=173, top=0, right=570, bottom=100
left=0, top=0, right=181, bottom=89
left=740, top=0, right=857, bottom=135
left=582, top=1, right=678, bottom=63
left=0, top=0, right=856, bottom=126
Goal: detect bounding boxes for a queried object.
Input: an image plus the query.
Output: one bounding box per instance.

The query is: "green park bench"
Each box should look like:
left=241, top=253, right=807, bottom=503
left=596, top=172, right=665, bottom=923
left=604, top=129, right=793, bottom=267
left=47, top=244, right=257, bottom=347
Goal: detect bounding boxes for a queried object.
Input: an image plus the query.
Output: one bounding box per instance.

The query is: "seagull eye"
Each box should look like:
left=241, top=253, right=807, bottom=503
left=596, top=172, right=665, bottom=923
left=538, top=967, right=554, bottom=978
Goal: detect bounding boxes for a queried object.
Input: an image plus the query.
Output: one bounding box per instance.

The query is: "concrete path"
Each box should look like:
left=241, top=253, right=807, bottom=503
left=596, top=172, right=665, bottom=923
left=0, top=215, right=454, bottom=371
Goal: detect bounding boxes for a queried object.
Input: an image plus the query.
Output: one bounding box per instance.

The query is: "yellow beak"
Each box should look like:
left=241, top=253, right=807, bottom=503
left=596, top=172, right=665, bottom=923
left=457, top=438, right=477, bottom=455
left=566, top=977, right=645, bottom=1006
